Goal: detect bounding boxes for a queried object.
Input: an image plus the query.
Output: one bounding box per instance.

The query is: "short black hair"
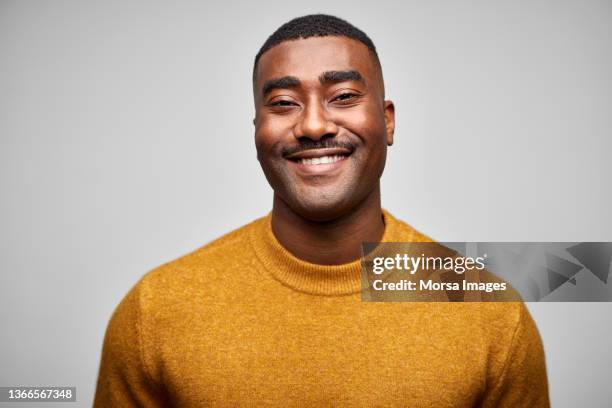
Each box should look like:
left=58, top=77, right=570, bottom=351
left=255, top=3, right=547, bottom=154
left=253, top=14, right=381, bottom=84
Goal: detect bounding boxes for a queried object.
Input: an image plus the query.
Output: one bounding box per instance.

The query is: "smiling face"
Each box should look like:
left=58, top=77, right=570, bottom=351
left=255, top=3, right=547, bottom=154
left=253, top=36, right=395, bottom=222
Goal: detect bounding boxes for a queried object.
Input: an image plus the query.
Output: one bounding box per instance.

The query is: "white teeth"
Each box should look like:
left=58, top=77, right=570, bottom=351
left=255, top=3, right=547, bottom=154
left=299, top=155, right=346, bottom=165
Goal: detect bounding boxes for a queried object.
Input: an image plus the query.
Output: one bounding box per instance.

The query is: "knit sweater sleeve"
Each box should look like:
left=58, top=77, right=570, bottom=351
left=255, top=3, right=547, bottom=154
left=480, top=303, right=550, bottom=408
left=93, top=281, right=168, bottom=407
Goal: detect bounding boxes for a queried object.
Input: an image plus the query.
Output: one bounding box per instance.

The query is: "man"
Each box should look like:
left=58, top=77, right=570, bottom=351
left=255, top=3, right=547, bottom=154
left=94, top=14, right=549, bottom=407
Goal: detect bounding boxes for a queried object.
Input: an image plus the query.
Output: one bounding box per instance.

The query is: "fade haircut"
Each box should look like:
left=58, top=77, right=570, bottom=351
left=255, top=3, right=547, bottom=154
left=253, top=14, right=382, bottom=85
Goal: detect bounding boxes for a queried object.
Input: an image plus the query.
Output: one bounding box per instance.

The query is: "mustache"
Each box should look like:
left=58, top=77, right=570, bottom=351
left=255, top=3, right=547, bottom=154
left=281, top=139, right=355, bottom=157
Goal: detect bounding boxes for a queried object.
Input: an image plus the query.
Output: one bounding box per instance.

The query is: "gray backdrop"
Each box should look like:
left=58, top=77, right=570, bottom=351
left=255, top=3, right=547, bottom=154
left=1, top=0, right=610, bottom=406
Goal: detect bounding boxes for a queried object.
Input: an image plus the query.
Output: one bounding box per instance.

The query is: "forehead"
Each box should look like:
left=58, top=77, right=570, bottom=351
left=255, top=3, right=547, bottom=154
left=255, top=36, right=379, bottom=89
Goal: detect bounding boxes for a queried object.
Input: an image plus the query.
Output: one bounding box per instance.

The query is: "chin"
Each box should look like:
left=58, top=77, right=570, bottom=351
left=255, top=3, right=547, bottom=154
left=274, top=171, right=371, bottom=222
left=287, top=191, right=357, bottom=223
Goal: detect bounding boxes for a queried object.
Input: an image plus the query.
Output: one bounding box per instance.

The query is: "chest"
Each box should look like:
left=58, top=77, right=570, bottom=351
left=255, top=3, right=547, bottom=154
left=156, top=305, right=487, bottom=407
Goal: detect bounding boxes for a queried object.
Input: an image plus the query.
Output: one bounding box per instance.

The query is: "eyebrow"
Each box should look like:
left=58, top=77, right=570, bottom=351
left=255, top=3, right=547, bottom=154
left=262, top=76, right=300, bottom=96
left=319, top=70, right=363, bottom=85
left=261, top=70, right=364, bottom=96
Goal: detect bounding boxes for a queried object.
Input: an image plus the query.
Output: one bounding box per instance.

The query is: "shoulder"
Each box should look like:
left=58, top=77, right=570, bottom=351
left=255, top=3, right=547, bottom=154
left=477, top=301, right=548, bottom=405
left=471, top=301, right=544, bottom=370
left=134, top=215, right=268, bottom=302
left=383, top=209, right=434, bottom=242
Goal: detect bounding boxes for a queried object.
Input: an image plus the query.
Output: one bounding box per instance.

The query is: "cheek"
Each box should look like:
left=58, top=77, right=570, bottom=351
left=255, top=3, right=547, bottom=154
left=254, top=123, right=291, bottom=181
left=334, top=104, right=387, bottom=144
left=255, top=116, right=294, bottom=154
left=254, top=126, right=273, bottom=153
left=335, top=107, right=388, bottom=171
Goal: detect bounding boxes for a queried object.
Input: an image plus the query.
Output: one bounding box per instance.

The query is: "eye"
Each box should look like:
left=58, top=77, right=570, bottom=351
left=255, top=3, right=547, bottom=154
left=332, top=92, right=360, bottom=103
left=267, top=97, right=299, bottom=108
left=265, top=98, right=300, bottom=113
left=270, top=100, right=297, bottom=107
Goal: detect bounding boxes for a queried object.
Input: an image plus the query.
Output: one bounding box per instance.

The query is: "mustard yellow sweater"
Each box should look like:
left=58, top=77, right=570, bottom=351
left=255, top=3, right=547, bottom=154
left=94, top=211, right=549, bottom=407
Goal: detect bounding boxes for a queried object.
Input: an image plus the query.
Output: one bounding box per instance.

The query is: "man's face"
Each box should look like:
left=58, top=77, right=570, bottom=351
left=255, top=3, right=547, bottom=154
left=253, top=36, right=395, bottom=221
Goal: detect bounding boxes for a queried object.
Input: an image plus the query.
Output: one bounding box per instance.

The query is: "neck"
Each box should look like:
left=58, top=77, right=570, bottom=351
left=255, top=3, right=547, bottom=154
left=270, top=187, right=385, bottom=265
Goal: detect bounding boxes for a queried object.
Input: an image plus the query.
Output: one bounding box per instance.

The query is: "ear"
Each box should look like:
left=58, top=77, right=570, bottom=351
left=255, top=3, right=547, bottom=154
left=383, top=100, right=395, bottom=146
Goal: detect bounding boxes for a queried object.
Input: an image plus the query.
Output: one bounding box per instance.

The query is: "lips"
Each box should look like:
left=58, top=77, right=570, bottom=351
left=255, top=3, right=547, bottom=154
left=284, top=146, right=353, bottom=174
left=285, top=147, right=353, bottom=161
left=296, top=155, right=347, bottom=165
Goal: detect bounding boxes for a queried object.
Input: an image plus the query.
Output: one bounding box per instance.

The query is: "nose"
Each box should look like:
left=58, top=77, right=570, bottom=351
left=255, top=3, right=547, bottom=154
left=293, top=99, right=339, bottom=141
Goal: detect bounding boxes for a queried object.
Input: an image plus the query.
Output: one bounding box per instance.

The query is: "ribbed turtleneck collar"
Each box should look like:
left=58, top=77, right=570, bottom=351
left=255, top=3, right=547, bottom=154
left=249, top=209, right=400, bottom=296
